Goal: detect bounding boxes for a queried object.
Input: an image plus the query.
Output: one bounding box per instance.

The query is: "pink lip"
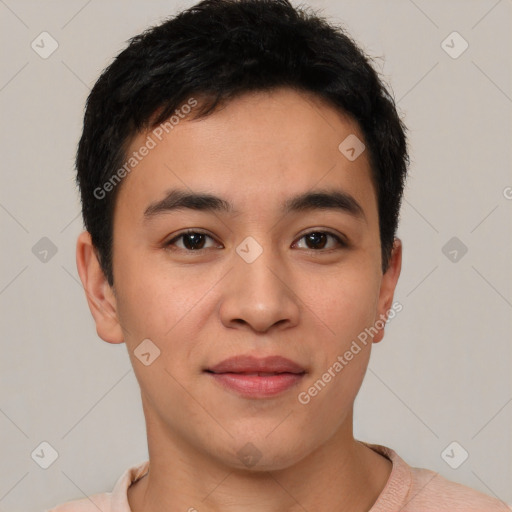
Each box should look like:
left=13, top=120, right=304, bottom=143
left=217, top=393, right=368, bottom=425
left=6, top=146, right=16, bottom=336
left=207, top=355, right=305, bottom=374
left=205, top=355, right=306, bottom=398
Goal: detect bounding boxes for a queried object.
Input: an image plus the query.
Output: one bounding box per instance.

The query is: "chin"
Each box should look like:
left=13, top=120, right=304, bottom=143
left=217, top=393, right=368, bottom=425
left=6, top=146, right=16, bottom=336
left=210, top=433, right=315, bottom=473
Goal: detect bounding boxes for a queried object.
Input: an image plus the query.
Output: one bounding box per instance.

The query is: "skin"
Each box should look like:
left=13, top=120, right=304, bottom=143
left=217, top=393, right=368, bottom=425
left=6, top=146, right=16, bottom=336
left=76, top=87, right=402, bottom=512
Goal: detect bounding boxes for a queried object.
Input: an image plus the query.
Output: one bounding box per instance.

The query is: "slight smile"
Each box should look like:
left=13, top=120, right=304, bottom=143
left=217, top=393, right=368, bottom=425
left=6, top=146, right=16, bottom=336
left=204, top=355, right=307, bottom=398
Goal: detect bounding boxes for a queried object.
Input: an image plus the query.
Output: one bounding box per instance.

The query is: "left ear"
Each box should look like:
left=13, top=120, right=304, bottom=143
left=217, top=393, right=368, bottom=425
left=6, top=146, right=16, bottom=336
left=372, top=238, right=402, bottom=344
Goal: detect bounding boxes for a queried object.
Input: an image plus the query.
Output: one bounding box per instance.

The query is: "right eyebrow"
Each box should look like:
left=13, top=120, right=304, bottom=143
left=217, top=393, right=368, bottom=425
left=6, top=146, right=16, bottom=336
left=144, top=188, right=237, bottom=219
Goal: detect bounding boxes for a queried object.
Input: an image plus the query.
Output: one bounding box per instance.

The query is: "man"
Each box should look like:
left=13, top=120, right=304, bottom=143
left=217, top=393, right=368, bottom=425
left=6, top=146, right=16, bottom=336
left=49, top=0, right=509, bottom=510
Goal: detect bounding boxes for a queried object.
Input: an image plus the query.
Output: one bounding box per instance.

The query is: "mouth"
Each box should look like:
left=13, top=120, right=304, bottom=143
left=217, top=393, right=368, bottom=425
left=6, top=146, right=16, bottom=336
left=204, top=355, right=306, bottom=398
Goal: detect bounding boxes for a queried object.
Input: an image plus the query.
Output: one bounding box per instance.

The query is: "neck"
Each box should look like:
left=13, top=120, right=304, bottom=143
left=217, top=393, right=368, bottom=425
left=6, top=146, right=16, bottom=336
left=128, top=401, right=392, bottom=512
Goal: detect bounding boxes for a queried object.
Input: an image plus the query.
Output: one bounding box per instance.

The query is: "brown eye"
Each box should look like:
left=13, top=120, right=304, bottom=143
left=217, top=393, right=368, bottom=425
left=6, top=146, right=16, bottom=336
left=164, top=229, right=347, bottom=253
left=295, top=231, right=346, bottom=251
left=166, top=231, right=217, bottom=251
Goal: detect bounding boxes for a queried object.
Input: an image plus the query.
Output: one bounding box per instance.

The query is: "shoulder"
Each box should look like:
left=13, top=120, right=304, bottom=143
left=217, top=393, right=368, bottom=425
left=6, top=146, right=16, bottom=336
left=362, top=442, right=511, bottom=512
left=406, top=465, right=511, bottom=511
left=46, top=459, right=149, bottom=512
left=45, top=492, right=111, bottom=512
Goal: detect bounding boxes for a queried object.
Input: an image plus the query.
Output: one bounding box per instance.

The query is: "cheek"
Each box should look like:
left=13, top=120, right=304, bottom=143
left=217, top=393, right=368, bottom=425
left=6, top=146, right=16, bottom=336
left=114, top=275, right=169, bottom=340
left=114, top=250, right=193, bottom=334
left=307, top=266, right=380, bottom=346
left=308, top=262, right=380, bottom=407
left=114, top=259, right=218, bottom=378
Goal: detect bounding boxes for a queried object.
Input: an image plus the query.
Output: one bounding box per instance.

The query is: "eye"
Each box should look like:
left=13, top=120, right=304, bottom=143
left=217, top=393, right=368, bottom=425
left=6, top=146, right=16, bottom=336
left=294, top=231, right=347, bottom=251
left=165, top=230, right=219, bottom=251
left=164, top=229, right=347, bottom=253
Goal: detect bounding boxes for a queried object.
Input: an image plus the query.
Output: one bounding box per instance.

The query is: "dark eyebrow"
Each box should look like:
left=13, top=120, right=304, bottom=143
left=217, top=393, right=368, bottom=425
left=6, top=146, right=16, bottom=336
left=144, top=187, right=366, bottom=223
left=144, top=189, right=236, bottom=218
left=282, top=189, right=366, bottom=223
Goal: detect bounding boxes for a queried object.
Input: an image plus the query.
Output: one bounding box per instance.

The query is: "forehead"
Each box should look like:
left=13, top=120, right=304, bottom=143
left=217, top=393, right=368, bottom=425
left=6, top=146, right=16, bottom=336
left=114, top=88, right=377, bottom=225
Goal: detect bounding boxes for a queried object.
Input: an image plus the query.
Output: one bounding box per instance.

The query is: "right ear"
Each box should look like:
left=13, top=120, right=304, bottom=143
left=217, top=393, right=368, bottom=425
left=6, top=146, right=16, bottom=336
left=76, top=231, right=124, bottom=344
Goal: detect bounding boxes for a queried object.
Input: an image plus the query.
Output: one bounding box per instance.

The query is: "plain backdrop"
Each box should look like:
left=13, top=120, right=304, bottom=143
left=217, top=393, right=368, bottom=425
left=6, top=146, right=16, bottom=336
left=0, top=0, right=511, bottom=510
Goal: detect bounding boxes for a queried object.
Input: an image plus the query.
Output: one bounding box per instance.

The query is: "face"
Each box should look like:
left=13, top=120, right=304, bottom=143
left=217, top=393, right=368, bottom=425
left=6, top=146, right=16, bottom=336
left=79, top=87, right=401, bottom=471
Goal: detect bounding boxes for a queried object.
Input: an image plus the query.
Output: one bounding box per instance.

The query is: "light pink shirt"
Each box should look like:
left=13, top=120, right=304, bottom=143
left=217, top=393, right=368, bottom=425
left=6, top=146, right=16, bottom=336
left=47, top=442, right=511, bottom=511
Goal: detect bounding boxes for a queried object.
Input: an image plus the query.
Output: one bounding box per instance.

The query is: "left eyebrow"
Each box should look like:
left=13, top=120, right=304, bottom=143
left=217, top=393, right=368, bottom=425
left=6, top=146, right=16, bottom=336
left=282, top=189, right=366, bottom=223
left=143, top=187, right=366, bottom=223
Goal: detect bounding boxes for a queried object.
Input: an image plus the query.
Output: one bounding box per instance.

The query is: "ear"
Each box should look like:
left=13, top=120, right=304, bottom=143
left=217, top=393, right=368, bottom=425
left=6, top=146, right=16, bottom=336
left=76, top=230, right=124, bottom=344
left=372, top=238, right=402, bottom=344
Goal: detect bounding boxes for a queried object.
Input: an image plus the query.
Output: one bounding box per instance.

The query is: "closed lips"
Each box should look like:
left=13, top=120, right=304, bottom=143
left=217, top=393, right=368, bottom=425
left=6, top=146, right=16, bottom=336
left=205, top=355, right=306, bottom=375
left=207, top=371, right=303, bottom=376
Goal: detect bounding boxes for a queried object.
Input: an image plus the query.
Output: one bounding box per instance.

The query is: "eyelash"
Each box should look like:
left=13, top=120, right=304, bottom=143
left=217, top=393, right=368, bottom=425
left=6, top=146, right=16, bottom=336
left=164, top=229, right=348, bottom=253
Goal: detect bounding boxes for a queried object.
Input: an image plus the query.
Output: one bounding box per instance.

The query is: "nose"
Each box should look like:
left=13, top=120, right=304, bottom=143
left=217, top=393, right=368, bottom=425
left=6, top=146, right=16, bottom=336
left=219, top=242, right=300, bottom=334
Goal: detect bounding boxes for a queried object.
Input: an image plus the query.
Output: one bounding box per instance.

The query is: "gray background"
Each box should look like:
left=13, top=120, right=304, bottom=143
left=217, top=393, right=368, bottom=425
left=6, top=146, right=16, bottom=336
left=0, top=0, right=511, bottom=510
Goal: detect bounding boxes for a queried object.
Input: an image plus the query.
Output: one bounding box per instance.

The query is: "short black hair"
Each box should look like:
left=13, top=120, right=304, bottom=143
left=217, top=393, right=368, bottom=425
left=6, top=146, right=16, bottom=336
left=76, top=0, right=408, bottom=286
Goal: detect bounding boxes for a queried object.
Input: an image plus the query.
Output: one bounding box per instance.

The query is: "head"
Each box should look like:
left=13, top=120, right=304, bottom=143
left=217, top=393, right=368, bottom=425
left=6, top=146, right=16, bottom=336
left=76, top=0, right=407, bottom=471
